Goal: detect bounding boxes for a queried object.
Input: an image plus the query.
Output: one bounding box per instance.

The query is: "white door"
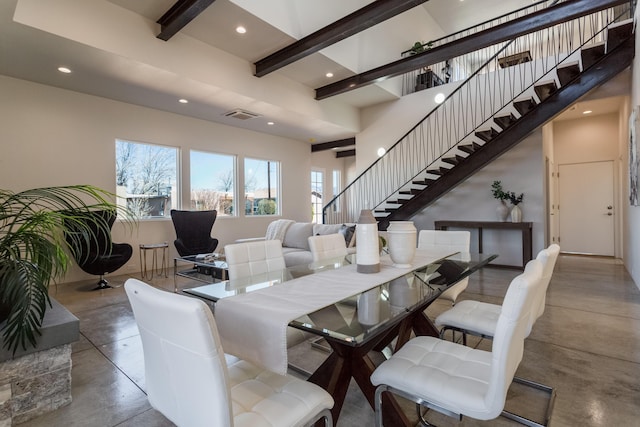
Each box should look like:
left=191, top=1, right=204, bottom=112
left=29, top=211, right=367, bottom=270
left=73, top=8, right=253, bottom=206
left=558, top=161, right=615, bottom=255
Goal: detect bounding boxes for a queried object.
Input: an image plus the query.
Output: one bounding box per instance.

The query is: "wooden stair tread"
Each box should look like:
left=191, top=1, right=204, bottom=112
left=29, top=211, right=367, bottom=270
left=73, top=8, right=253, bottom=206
left=581, top=43, right=606, bottom=71
left=458, top=143, right=481, bottom=154
left=513, top=97, right=536, bottom=116
left=534, top=81, right=558, bottom=102
left=606, top=21, right=633, bottom=52
left=475, top=128, right=499, bottom=142
left=557, top=63, right=581, bottom=86
left=494, top=113, right=517, bottom=130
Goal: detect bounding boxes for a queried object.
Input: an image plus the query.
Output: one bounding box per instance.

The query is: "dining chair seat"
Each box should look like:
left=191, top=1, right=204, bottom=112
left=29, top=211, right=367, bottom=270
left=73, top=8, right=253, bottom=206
left=435, top=299, right=501, bottom=340
left=125, top=278, right=333, bottom=427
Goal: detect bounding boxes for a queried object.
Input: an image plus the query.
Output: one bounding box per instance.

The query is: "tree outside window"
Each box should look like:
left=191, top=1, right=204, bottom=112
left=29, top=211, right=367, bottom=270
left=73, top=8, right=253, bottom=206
left=115, top=140, right=177, bottom=218
left=190, top=150, right=236, bottom=216
left=244, top=158, right=279, bottom=216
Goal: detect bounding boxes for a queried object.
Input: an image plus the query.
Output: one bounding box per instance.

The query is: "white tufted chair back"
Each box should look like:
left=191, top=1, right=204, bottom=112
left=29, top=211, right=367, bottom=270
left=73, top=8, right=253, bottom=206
left=224, top=239, right=286, bottom=280
left=418, top=230, right=471, bottom=304
left=534, top=244, right=560, bottom=321
left=125, top=278, right=233, bottom=427
left=485, top=259, right=543, bottom=416
left=308, top=233, right=348, bottom=263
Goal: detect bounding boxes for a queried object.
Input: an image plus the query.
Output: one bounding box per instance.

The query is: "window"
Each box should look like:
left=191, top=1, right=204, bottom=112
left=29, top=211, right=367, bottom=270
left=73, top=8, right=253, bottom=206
left=332, top=169, right=341, bottom=212
left=244, top=158, right=279, bottom=216
left=115, top=139, right=178, bottom=218
left=311, top=170, right=323, bottom=223
left=190, top=150, right=236, bottom=216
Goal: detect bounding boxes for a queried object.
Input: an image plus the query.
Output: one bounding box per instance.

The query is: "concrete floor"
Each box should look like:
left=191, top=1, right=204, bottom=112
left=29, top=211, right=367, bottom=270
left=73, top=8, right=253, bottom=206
left=17, top=254, right=640, bottom=427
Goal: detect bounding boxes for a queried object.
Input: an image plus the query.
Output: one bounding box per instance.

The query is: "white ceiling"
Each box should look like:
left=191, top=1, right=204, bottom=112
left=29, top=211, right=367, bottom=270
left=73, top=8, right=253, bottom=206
left=0, top=0, right=628, bottom=145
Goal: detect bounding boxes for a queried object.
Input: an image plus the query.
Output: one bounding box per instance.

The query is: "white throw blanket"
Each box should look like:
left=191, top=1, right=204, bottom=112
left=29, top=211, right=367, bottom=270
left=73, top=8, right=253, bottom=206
left=265, top=219, right=295, bottom=242
left=215, top=248, right=455, bottom=375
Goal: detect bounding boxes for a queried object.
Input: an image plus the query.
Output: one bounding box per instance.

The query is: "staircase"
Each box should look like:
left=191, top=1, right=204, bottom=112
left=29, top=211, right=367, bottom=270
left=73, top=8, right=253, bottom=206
left=323, top=5, right=635, bottom=230
left=376, top=20, right=634, bottom=229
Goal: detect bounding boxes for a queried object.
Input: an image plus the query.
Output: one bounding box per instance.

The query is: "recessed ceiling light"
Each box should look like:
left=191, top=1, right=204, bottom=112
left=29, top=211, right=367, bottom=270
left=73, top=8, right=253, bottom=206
left=434, top=93, right=446, bottom=104
left=377, top=147, right=386, bottom=157
left=236, top=26, right=246, bottom=34
left=267, top=121, right=274, bottom=126
left=326, top=72, right=334, bottom=78
left=583, top=110, right=592, bottom=114
left=178, top=98, right=188, bottom=104
left=57, top=67, right=71, bottom=74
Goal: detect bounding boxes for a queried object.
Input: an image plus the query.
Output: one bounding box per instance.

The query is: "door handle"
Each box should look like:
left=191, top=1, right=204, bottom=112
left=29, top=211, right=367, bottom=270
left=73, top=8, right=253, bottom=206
left=607, top=205, right=613, bottom=209
left=606, top=212, right=613, bottom=216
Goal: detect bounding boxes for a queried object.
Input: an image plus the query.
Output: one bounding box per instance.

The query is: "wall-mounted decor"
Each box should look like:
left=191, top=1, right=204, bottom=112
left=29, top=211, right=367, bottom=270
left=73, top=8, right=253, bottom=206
left=630, top=106, right=639, bottom=206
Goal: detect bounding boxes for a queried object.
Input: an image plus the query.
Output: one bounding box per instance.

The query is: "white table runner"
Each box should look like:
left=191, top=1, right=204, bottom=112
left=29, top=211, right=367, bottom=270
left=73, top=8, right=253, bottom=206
left=215, top=248, right=454, bottom=374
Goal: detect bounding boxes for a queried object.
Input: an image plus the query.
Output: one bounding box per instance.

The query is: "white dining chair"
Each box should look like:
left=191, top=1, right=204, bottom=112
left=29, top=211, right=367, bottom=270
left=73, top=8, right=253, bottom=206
left=308, top=233, right=348, bottom=263
left=434, top=244, right=560, bottom=427
left=125, top=278, right=334, bottom=427
left=224, top=239, right=310, bottom=349
left=435, top=244, right=560, bottom=343
left=418, top=229, right=471, bottom=304
left=371, top=259, right=543, bottom=427
left=224, top=239, right=286, bottom=279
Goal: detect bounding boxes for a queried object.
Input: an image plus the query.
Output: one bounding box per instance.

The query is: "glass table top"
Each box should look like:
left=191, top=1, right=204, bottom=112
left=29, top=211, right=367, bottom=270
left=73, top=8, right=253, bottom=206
left=182, top=254, right=353, bottom=301
left=183, top=252, right=497, bottom=346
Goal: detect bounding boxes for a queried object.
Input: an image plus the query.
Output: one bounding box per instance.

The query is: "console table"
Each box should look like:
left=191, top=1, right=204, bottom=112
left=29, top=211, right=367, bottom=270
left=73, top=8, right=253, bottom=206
left=434, top=220, right=533, bottom=269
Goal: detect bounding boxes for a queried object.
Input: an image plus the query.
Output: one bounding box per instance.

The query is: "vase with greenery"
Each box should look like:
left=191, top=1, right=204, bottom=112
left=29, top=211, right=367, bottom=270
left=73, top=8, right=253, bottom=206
left=0, top=185, right=134, bottom=354
left=491, top=181, right=510, bottom=221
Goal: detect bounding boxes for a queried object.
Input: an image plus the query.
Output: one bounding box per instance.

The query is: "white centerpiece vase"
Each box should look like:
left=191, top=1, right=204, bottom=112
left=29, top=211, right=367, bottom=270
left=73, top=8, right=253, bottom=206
left=387, top=221, right=417, bottom=268
left=356, top=210, right=380, bottom=273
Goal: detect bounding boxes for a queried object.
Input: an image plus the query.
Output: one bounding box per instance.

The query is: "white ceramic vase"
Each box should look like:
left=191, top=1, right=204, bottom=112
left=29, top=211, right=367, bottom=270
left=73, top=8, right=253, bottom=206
left=497, top=201, right=510, bottom=222
left=511, top=204, right=523, bottom=223
left=357, top=288, right=381, bottom=325
left=356, top=210, right=380, bottom=273
left=387, top=221, right=417, bottom=268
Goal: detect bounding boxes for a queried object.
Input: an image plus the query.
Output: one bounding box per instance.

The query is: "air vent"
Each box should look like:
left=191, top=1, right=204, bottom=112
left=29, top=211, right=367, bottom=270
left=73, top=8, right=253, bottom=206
left=223, top=109, right=261, bottom=120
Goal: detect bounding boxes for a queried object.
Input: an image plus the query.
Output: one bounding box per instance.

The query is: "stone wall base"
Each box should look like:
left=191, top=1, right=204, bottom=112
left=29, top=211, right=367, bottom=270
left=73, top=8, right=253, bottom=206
left=0, top=344, right=72, bottom=426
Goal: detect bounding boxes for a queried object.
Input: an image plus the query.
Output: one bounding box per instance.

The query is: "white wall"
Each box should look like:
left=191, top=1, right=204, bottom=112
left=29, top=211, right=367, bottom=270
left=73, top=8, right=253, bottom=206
left=410, top=133, right=544, bottom=267
left=624, top=25, right=640, bottom=288
left=0, top=75, right=312, bottom=283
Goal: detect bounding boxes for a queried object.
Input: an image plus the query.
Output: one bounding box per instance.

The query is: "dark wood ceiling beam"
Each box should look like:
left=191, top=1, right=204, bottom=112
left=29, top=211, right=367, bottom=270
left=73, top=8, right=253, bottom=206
left=157, top=0, right=217, bottom=41
left=315, top=0, right=627, bottom=100
left=336, top=149, right=356, bottom=158
left=254, top=0, right=428, bottom=77
left=311, top=138, right=356, bottom=152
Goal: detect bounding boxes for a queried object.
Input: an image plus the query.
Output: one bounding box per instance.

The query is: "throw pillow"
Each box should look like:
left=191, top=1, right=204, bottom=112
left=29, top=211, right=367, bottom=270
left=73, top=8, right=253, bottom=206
left=339, top=224, right=356, bottom=248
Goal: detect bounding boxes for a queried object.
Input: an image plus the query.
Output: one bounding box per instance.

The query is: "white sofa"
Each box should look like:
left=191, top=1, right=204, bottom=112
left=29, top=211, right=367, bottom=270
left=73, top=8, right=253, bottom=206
left=235, top=220, right=356, bottom=267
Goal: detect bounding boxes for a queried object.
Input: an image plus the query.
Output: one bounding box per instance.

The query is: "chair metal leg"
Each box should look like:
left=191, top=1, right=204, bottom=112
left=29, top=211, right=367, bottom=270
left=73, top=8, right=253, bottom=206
left=375, top=384, right=460, bottom=427
left=502, top=376, right=556, bottom=427
left=305, top=408, right=333, bottom=427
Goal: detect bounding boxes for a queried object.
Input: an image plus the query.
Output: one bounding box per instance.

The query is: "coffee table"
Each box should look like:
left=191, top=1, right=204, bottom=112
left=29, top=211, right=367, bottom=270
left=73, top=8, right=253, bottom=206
left=173, top=254, right=228, bottom=292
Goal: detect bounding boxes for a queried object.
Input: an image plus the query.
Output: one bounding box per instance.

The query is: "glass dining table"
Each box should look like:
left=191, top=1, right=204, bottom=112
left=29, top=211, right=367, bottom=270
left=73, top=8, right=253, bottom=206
left=183, top=250, right=497, bottom=426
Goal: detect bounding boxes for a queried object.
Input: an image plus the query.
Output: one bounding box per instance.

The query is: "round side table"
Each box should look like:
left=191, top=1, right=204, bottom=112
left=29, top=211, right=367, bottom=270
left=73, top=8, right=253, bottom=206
left=139, top=242, right=169, bottom=280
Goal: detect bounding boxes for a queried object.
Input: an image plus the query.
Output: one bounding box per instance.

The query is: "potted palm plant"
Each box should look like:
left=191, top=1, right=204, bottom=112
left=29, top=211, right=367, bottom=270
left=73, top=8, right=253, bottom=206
left=0, top=185, right=134, bottom=354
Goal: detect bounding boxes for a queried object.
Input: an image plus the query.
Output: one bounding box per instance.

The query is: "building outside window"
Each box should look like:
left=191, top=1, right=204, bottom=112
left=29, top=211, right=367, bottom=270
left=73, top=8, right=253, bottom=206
left=244, top=157, right=279, bottom=216
left=311, top=169, right=323, bottom=223
left=115, top=139, right=178, bottom=218
left=190, top=150, right=236, bottom=216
